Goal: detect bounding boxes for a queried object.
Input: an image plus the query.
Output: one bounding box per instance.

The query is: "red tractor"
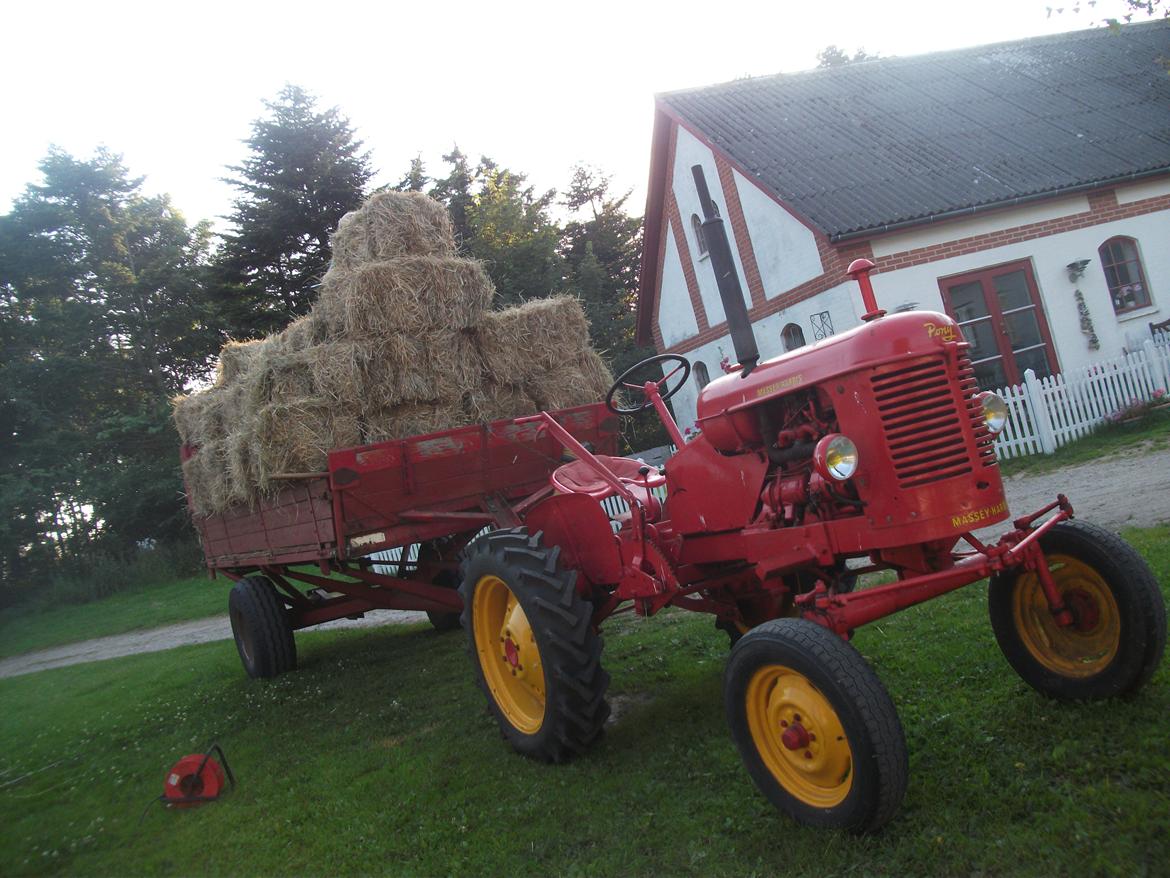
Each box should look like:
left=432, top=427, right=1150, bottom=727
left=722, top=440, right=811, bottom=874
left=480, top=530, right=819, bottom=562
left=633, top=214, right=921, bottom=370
left=457, top=167, right=1166, bottom=832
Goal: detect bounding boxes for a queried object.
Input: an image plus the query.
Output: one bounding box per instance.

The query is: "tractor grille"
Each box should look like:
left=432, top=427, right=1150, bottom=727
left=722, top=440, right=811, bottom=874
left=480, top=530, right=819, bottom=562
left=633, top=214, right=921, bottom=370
left=957, top=348, right=1000, bottom=469
left=871, top=355, right=979, bottom=488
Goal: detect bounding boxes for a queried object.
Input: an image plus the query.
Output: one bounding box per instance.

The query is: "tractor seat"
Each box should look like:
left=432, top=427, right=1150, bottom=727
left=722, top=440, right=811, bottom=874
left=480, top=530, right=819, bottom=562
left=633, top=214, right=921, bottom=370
left=551, top=456, right=664, bottom=521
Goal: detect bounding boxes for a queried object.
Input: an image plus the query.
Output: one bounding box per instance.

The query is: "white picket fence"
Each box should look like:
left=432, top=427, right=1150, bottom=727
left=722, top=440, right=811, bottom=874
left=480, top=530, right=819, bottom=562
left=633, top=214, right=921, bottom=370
left=993, top=336, right=1170, bottom=460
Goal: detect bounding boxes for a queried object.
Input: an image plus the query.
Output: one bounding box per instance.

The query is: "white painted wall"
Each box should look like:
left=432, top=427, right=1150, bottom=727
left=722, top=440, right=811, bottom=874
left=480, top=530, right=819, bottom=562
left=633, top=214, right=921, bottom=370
left=671, top=127, right=751, bottom=326
left=1116, top=177, right=1170, bottom=205
left=658, top=219, right=699, bottom=348
left=666, top=281, right=864, bottom=433
left=867, top=209, right=1169, bottom=375
left=733, top=168, right=823, bottom=297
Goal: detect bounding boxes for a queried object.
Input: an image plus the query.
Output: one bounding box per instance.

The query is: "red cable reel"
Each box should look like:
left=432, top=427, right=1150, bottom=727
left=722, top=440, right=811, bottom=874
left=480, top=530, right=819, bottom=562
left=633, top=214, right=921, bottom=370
left=161, top=743, right=235, bottom=808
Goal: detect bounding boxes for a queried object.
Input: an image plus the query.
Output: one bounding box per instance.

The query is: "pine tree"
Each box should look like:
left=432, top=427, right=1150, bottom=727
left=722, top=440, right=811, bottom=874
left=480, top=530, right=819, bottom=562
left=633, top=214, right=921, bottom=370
left=214, top=85, right=373, bottom=336
left=0, top=148, right=214, bottom=580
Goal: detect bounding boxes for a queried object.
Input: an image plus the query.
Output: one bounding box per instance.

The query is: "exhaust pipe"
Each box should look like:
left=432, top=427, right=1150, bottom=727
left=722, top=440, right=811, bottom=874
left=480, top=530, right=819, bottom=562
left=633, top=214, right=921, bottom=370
left=691, top=164, right=759, bottom=377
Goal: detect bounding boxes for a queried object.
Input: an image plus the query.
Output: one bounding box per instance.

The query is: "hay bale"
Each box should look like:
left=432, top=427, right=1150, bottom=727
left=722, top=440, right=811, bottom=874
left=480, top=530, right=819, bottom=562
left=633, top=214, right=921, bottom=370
left=181, top=440, right=232, bottom=518
left=328, top=210, right=370, bottom=272
left=463, top=381, right=537, bottom=423
left=526, top=350, right=614, bottom=411
left=317, top=257, right=494, bottom=335
left=329, top=193, right=457, bottom=271
left=363, top=330, right=483, bottom=407
left=362, top=401, right=470, bottom=444
left=476, top=296, right=591, bottom=382
left=226, top=422, right=259, bottom=506
left=253, top=400, right=361, bottom=490
left=215, top=339, right=265, bottom=386
left=247, top=348, right=317, bottom=408
left=172, top=384, right=248, bottom=446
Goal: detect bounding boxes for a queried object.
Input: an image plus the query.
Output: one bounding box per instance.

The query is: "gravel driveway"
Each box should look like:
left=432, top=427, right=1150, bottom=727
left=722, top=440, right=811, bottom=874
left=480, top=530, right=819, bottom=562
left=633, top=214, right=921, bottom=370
left=2, top=442, right=1167, bottom=681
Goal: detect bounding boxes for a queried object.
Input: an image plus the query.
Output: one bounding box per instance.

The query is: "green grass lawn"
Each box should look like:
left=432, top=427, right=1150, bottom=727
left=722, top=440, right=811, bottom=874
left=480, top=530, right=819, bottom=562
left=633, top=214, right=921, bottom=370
left=0, top=576, right=226, bottom=661
left=998, top=407, right=1170, bottom=478
left=1, top=526, right=1166, bottom=877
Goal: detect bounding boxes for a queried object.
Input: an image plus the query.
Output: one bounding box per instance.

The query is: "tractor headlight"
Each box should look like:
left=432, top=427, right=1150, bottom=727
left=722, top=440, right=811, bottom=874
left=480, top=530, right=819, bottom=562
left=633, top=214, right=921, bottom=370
left=978, top=391, right=1008, bottom=434
left=814, top=434, right=859, bottom=481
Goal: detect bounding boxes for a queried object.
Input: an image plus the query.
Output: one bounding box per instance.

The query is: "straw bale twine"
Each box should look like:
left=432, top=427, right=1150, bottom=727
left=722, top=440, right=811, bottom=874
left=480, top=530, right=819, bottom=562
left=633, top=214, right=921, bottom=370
left=476, top=296, right=591, bottom=382
left=316, top=257, right=494, bottom=336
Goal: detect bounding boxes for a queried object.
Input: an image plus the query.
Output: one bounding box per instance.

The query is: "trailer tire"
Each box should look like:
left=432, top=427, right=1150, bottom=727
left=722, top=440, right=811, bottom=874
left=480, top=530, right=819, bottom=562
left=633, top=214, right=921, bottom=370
left=988, top=520, right=1166, bottom=700
left=426, top=569, right=463, bottom=632
left=725, top=619, right=908, bottom=833
left=228, top=575, right=297, bottom=679
left=460, top=527, right=609, bottom=762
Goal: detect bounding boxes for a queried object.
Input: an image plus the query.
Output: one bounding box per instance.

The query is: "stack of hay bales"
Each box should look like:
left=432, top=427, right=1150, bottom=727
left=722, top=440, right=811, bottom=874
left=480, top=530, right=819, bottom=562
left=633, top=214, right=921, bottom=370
left=174, top=191, right=614, bottom=517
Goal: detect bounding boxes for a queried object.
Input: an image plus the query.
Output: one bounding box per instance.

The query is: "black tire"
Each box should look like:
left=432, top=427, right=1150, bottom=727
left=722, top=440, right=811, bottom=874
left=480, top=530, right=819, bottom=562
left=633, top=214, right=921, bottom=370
left=725, top=619, right=908, bottom=833
left=460, top=527, right=609, bottom=762
left=989, top=520, right=1166, bottom=700
left=419, top=543, right=462, bottom=632
left=228, top=575, right=297, bottom=679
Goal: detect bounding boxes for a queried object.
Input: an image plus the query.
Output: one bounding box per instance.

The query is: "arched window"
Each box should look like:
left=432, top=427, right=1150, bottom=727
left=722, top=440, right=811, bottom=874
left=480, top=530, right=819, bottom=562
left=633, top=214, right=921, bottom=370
left=1099, top=237, right=1152, bottom=314
left=693, top=360, right=710, bottom=390
left=782, top=323, right=806, bottom=352
left=691, top=214, right=707, bottom=257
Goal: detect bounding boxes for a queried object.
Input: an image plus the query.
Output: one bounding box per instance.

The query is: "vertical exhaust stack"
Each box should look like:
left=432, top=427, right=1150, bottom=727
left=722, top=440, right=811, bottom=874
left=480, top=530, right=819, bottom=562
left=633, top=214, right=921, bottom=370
left=692, top=164, right=759, bottom=377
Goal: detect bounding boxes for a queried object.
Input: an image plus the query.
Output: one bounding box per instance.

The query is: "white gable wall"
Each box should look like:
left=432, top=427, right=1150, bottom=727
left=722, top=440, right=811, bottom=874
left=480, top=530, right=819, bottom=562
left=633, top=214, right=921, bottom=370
left=733, top=168, right=823, bottom=297
left=671, top=127, right=752, bottom=325
left=658, top=220, right=700, bottom=348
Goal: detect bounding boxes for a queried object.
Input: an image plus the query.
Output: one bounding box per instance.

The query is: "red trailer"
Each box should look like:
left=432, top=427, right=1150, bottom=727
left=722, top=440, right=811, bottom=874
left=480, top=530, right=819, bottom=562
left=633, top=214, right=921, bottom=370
left=181, top=404, right=618, bottom=678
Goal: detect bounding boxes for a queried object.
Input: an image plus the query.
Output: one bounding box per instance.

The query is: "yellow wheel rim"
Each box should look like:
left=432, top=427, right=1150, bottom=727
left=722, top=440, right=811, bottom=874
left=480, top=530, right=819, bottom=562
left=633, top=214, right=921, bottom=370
left=745, top=664, right=853, bottom=808
left=472, top=574, right=545, bottom=734
left=1012, top=555, right=1120, bottom=677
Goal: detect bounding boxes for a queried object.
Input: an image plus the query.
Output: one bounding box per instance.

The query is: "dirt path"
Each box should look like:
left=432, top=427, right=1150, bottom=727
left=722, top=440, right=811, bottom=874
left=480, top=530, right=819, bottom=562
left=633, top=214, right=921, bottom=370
left=3, top=443, right=1167, bottom=681
left=0, top=609, right=426, bottom=680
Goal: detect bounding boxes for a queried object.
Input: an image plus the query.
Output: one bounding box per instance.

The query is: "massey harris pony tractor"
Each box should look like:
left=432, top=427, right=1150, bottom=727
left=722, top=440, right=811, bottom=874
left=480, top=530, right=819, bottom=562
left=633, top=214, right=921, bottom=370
left=457, top=167, right=1167, bottom=832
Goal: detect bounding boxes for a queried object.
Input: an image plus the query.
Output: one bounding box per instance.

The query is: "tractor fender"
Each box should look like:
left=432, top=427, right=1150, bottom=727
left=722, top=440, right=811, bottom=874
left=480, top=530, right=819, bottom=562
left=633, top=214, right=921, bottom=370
left=522, top=492, right=623, bottom=588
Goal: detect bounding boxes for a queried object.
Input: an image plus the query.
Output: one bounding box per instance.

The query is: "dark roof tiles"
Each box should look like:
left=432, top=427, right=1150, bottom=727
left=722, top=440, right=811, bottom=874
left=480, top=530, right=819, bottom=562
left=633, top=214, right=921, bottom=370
left=660, top=21, right=1170, bottom=238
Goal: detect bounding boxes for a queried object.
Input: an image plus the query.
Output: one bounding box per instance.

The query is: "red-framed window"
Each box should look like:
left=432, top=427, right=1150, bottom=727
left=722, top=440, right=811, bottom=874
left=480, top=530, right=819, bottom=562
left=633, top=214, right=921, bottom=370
left=938, top=260, right=1058, bottom=391
left=1098, top=236, right=1152, bottom=315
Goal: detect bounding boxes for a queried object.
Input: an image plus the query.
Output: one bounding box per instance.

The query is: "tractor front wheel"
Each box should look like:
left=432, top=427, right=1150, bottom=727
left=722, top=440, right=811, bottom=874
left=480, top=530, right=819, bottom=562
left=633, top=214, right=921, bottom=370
left=228, top=575, right=297, bottom=679
left=460, top=528, right=609, bottom=762
left=724, top=619, right=908, bottom=833
left=989, top=520, right=1166, bottom=700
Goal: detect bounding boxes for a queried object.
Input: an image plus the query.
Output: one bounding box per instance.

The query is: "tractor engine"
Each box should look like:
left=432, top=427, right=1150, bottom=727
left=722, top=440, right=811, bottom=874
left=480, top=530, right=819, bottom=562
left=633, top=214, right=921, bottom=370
left=664, top=308, right=1009, bottom=576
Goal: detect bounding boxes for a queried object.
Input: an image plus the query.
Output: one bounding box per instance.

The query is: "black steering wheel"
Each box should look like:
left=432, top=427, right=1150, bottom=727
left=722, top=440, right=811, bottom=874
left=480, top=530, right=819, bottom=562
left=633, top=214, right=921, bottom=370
left=606, top=354, right=692, bottom=415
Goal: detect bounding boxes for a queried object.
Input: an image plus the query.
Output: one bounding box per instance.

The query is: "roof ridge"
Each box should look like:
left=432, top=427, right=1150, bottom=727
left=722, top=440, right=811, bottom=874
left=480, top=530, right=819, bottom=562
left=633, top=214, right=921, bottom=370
left=657, top=19, right=1169, bottom=101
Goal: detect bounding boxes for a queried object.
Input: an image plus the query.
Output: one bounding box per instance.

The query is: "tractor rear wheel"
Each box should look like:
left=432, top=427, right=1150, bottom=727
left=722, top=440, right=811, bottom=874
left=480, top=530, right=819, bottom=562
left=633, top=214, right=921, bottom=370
left=988, top=520, right=1166, bottom=700
left=460, top=528, right=609, bottom=762
left=725, top=619, right=908, bottom=833
left=228, top=575, right=297, bottom=679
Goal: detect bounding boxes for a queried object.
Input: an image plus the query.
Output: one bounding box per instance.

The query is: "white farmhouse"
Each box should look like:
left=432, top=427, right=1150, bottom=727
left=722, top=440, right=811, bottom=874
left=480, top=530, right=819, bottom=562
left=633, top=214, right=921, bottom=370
left=637, top=21, right=1170, bottom=433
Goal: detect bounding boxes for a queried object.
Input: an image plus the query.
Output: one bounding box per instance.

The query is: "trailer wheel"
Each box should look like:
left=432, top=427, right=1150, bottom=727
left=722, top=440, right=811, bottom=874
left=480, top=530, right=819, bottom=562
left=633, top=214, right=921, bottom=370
left=460, top=528, right=609, bottom=762
left=425, top=574, right=462, bottom=632
left=989, top=521, right=1166, bottom=700
left=725, top=619, right=908, bottom=833
left=228, top=575, right=297, bottom=679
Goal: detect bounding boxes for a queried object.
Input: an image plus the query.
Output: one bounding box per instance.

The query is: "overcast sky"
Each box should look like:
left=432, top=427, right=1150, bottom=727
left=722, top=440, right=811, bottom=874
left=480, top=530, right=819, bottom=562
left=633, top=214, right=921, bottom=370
left=1, top=0, right=1123, bottom=230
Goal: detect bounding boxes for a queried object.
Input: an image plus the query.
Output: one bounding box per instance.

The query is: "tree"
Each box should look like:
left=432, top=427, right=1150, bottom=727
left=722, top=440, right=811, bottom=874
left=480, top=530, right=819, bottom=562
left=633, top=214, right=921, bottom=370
left=0, top=148, right=214, bottom=583
left=464, top=165, right=564, bottom=307
left=395, top=156, right=429, bottom=192
left=428, top=146, right=476, bottom=247
left=213, top=85, right=373, bottom=337
left=816, top=45, right=880, bottom=68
